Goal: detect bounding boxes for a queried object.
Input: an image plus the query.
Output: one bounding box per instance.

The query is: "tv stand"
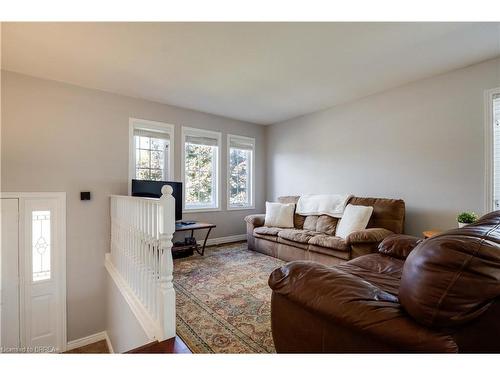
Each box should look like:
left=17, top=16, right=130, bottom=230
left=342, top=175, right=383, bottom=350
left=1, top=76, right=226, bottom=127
left=173, top=221, right=216, bottom=257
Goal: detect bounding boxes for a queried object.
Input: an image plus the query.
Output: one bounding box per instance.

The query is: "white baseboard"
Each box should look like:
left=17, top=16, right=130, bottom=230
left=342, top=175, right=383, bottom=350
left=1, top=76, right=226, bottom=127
left=66, top=331, right=108, bottom=351
left=198, top=234, right=247, bottom=247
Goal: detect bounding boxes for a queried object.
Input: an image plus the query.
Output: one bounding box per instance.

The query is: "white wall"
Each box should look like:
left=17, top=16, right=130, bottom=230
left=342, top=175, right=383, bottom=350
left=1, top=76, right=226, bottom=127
left=1, top=71, right=266, bottom=341
left=105, top=272, right=150, bottom=353
left=267, top=58, right=500, bottom=235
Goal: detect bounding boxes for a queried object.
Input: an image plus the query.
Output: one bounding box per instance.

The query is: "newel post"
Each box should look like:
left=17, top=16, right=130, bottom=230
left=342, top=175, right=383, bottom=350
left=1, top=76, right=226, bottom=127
left=158, top=185, right=176, bottom=340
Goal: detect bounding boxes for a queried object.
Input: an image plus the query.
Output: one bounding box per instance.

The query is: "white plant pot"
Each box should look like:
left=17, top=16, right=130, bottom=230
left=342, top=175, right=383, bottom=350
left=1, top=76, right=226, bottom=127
left=458, top=222, right=468, bottom=228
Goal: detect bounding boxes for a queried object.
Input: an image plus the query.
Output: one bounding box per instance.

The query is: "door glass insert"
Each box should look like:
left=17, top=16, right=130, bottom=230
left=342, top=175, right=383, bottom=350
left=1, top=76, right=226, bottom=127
left=32, top=210, right=51, bottom=282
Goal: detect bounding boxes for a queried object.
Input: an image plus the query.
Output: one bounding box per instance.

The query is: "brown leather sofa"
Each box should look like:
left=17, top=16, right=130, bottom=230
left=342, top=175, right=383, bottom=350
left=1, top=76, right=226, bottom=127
left=268, top=210, right=500, bottom=353
left=245, top=196, right=405, bottom=265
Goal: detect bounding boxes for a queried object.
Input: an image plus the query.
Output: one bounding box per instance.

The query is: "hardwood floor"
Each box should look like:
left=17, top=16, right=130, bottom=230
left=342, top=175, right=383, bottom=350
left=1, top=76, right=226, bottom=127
left=64, top=340, right=109, bottom=354
left=64, top=336, right=191, bottom=354
left=126, top=336, right=192, bottom=354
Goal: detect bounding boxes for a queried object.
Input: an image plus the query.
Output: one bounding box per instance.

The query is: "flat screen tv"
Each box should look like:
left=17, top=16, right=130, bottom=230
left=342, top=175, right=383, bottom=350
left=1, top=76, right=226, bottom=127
left=131, top=179, right=182, bottom=221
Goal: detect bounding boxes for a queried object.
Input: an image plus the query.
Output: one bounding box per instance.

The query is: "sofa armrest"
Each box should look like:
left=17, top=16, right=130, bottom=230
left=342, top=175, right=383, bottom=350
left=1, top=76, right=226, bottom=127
left=377, top=234, right=422, bottom=260
left=346, top=228, right=393, bottom=245
left=244, top=214, right=265, bottom=227
left=268, top=261, right=457, bottom=352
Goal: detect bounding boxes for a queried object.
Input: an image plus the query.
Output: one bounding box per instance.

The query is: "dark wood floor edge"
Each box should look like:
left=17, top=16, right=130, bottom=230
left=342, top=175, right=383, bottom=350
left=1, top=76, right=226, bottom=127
left=126, top=336, right=192, bottom=354
left=125, top=340, right=160, bottom=353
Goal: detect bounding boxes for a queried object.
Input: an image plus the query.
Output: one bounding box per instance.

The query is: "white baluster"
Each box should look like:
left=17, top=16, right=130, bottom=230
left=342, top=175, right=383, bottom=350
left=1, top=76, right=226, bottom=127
left=158, top=185, right=176, bottom=340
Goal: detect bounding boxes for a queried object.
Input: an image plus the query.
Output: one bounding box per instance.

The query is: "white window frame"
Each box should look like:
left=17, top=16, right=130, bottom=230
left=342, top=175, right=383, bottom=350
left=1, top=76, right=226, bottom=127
left=181, top=126, right=221, bottom=212
left=227, top=134, right=255, bottom=210
left=485, top=88, right=500, bottom=212
left=129, top=118, right=175, bottom=194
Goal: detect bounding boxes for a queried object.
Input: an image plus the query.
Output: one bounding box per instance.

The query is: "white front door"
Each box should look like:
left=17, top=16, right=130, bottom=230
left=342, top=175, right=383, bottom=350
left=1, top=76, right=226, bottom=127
left=21, top=197, right=66, bottom=353
left=1, top=198, right=20, bottom=350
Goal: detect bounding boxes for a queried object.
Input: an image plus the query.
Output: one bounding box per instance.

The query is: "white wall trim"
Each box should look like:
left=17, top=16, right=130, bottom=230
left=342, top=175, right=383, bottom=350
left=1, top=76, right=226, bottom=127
left=66, top=331, right=108, bottom=351
left=198, top=234, right=246, bottom=247
left=484, top=87, right=500, bottom=213
left=104, top=331, right=115, bottom=354
left=104, top=253, right=161, bottom=341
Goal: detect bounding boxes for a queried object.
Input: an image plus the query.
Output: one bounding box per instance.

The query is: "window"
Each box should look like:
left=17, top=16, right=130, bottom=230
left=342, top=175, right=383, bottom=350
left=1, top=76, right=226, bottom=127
left=129, top=119, right=174, bottom=188
left=227, top=134, right=255, bottom=209
left=182, top=127, right=221, bottom=211
left=489, top=90, right=500, bottom=210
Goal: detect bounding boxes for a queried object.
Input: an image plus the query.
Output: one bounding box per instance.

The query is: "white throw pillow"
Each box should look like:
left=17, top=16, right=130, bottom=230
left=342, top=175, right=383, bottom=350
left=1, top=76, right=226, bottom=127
left=264, top=202, right=295, bottom=228
left=335, top=204, right=374, bottom=239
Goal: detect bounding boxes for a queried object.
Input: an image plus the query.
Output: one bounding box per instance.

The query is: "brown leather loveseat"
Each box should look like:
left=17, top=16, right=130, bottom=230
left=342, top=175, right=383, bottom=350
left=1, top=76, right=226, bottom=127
left=245, top=196, right=405, bottom=265
left=269, top=210, right=500, bottom=353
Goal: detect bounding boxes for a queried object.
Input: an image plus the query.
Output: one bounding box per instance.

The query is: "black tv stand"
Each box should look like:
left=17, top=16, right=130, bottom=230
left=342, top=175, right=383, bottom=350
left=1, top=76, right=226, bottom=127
left=173, top=222, right=216, bottom=257
left=178, top=220, right=197, bottom=226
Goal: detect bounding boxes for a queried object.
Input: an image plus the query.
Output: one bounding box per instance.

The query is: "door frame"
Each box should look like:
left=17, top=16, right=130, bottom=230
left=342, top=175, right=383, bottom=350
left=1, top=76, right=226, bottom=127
left=0, top=192, right=66, bottom=352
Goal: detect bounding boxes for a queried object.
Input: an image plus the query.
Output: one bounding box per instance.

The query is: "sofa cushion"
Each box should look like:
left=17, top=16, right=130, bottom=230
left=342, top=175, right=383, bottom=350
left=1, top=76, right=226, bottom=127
left=348, top=197, right=405, bottom=234
left=303, top=215, right=319, bottom=231
left=336, top=204, right=373, bottom=239
left=337, top=253, right=404, bottom=295
left=308, top=234, right=349, bottom=252
left=347, top=228, right=394, bottom=245
left=303, top=215, right=338, bottom=235
left=377, top=234, right=421, bottom=260
left=278, top=196, right=305, bottom=229
left=308, top=244, right=351, bottom=260
left=254, top=226, right=282, bottom=236
left=278, top=229, right=319, bottom=244
left=316, top=215, right=338, bottom=235
left=265, top=202, right=295, bottom=228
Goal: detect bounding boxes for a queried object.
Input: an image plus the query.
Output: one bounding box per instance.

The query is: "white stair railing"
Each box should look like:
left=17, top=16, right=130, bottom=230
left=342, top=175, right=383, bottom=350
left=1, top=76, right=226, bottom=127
left=108, top=185, right=175, bottom=341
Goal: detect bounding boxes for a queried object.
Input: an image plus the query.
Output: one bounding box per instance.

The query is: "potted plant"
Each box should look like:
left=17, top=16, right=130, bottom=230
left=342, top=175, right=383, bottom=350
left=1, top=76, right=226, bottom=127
left=457, top=211, right=478, bottom=228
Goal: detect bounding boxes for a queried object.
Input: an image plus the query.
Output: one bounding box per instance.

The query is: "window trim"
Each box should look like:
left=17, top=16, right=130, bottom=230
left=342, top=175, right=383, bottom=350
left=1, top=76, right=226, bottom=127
left=226, top=134, right=256, bottom=211
left=128, top=118, right=175, bottom=195
left=484, top=87, right=500, bottom=213
left=181, top=126, right=222, bottom=213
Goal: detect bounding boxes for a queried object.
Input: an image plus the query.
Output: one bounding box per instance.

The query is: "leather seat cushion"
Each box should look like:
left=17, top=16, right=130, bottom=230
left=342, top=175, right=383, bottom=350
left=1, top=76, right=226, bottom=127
left=337, top=253, right=403, bottom=296
left=308, top=244, right=350, bottom=260
left=308, top=234, right=349, bottom=252
left=278, top=229, right=320, bottom=244
left=254, top=226, right=282, bottom=236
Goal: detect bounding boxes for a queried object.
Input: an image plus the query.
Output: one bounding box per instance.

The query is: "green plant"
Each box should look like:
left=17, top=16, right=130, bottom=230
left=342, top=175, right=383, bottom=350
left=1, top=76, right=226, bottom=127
left=457, top=211, right=478, bottom=224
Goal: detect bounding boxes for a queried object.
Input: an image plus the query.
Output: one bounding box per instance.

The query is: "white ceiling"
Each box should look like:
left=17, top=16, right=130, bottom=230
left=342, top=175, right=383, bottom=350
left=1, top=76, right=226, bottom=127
left=2, top=22, right=500, bottom=125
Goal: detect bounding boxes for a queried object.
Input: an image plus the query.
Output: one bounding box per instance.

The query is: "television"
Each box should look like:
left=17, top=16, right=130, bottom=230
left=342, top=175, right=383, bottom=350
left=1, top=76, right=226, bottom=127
left=131, top=179, right=182, bottom=221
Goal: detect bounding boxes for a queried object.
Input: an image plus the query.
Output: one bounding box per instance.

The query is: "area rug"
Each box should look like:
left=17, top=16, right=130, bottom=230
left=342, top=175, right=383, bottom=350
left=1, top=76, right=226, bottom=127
left=173, top=242, right=285, bottom=353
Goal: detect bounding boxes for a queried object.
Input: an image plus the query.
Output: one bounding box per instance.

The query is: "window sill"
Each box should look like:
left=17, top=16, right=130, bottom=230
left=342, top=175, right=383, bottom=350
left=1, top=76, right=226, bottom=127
left=226, top=206, right=256, bottom=211
left=183, top=207, right=221, bottom=214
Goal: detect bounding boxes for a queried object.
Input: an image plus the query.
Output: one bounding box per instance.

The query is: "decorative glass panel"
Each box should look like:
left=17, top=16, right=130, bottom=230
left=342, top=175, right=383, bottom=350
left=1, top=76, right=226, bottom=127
left=32, top=210, right=51, bottom=282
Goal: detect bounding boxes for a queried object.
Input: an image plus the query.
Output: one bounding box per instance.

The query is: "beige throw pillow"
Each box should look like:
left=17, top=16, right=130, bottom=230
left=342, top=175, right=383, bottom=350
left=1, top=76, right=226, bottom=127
left=264, top=202, right=295, bottom=228
left=335, top=204, right=373, bottom=239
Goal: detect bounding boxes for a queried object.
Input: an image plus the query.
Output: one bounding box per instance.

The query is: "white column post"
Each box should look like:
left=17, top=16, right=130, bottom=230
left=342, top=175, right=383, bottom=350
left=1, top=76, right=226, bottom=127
left=158, top=185, right=176, bottom=340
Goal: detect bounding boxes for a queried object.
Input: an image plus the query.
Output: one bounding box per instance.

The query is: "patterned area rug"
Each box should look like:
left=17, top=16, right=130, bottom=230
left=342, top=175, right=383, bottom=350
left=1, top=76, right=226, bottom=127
left=173, top=242, right=285, bottom=353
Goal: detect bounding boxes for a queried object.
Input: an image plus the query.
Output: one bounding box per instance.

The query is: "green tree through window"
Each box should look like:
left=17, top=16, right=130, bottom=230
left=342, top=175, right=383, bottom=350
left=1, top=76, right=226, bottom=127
left=185, top=143, right=216, bottom=207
